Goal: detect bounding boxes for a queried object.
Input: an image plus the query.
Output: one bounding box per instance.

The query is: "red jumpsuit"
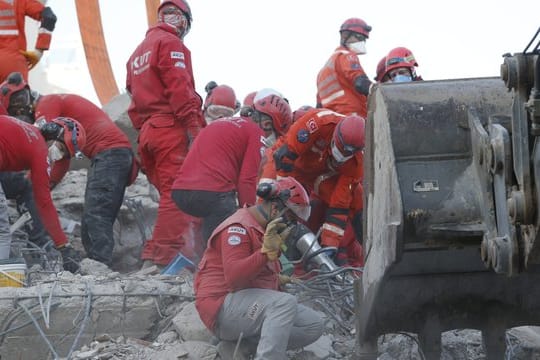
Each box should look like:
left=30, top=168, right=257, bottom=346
left=194, top=208, right=280, bottom=332
left=276, top=108, right=363, bottom=256
left=0, top=0, right=55, bottom=81
left=316, top=46, right=369, bottom=117
left=0, top=115, right=67, bottom=247
left=34, top=93, right=136, bottom=264
left=126, top=23, right=204, bottom=265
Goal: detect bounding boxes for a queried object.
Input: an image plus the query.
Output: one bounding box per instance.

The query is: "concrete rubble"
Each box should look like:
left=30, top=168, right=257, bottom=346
left=2, top=95, right=540, bottom=359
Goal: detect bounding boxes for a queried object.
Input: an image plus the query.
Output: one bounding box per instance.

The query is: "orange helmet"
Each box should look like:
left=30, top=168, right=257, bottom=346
left=331, top=115, right=365, bottom=163
left=340, top=18, right=372, bottom=38
left=385, top=47, right=418, bottom=75
left=158, top=0, right=192, bottom=38
left=40, top=117, right=87, bottom=159
left=252, top=94, right=292, bottom=137
left=257, top=177, right=311, bottom=221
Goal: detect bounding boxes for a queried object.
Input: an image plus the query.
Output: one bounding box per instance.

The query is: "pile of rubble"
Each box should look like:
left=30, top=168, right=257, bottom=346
left=3, top=169, right=540, bottom=359
left=2, top=94, right=540, bottom=359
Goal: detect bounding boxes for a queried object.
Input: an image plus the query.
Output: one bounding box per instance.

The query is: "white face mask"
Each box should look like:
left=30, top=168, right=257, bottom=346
left=48, top=142, right=65, bottom=162
left=331, top=141, right=353, bottom=163
left=348, top=41, right=367, bottom=55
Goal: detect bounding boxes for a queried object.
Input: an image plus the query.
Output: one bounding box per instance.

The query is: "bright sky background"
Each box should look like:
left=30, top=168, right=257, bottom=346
left=33, top=0, right=540, bottom=111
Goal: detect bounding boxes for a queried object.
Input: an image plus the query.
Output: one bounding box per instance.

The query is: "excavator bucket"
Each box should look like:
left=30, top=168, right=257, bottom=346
left=356, top=75, right=540, bottom=359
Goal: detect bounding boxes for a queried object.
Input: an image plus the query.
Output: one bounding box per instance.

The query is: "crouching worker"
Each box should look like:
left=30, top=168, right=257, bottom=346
left=194, top=177, right=324, bottom=359
left=0, top=115, right=85, bottom=272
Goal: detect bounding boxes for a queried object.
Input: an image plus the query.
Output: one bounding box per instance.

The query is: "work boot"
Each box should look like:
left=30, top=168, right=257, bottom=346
left=216, top=340, right=254, bottom=360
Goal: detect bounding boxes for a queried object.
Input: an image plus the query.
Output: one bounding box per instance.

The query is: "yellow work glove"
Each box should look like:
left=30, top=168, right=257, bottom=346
left=20, top=49, right=43, bottom=70
left=261, top=217, right=292, bottom=261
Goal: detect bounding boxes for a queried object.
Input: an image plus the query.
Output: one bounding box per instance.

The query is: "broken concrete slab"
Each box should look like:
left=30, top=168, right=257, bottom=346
left=172, top=301, right=213, bottom=343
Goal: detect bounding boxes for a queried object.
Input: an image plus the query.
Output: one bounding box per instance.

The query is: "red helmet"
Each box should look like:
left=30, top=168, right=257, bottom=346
left=51, top=117, right=87, bottom=159
left=385, top=47, right=418, bottom=75
left=331, top=115, right=365, bottom=162
left=0, top=72, right=30, bottom=112
left=204, top=84, right=237, bottom=109
left=253, top=94, right=292, bottom=136
left=203, top=84, right=238, bottom=121
left=292, top=105, right=314, bottom=123
left=257, top=177, right=311, bottom=221
left=374, top=56, right=387, bottom=82
left=340, top=18, right=372, bottom=38
left=158, top=0, right=192, bottom=37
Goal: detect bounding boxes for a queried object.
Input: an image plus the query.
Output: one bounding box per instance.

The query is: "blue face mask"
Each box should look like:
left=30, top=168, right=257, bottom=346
left=392, top=74, right=412, bottom=83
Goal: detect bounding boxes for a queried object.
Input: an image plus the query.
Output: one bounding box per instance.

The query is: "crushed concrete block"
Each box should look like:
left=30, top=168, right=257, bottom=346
left=172, top=302, right=214, bottom=342
left=149, top=341, right=217, bottom=360
left=80, top=258, right=111, bottom=276
left=299, top=334, right=333, bottom=359
left=156, top=330, right=179, bottom=344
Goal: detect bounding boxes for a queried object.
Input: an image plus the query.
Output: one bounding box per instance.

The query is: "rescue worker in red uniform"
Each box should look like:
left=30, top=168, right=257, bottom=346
left=0, top=115, right=84, bottom=272
left=126, top=0, right=204, bottom=267
left=172, top=94, right=291, bottom=250
left=202, top=81, right=239, bottom=124
left=273, top=109, right=365, bottom=256
left=258, top=105, right=314, bottom=184
left=1, top=72, right=137, bottom=266
left=0, top=0, right=57, bottom=82
left=316, top=18, right=372, bottom=117
left=195, top=177, right=323, bottom=359
left=381, top=46, right=423, bottom=83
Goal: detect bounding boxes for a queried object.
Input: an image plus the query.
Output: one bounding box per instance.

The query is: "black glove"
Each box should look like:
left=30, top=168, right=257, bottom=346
left=58, top=244, right=81, bottom=273
left=273, top=144, right=297, bottom=173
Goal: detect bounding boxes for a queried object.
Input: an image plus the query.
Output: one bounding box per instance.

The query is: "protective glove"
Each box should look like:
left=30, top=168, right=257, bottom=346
left=20, top=49, right=43, bottom=70
left=273, top=144, right=297, bottom=173
left=278, top=274, right=292, bottom=285
left=57, top=244, right=81, bottom=273
left=261, top=217, right=292, bottom=261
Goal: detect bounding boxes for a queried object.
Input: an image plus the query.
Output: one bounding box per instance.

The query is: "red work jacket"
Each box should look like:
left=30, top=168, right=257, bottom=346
left=126, top=23, right=203, bottom=131
left=34, top=93, right=132, bottom=186
left=0, top=115, right=67, bottom=247
left=172, top=117, right=265, bottom=207
left=194, top=208, right=280, bottom=332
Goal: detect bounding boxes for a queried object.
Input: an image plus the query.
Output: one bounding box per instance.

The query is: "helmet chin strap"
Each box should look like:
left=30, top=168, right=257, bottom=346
left=256, top=202, right=287, bottom=223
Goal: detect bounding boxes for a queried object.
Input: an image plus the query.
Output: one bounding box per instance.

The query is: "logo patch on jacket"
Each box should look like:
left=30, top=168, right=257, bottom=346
left=228, top=226, right=247, bottom=235
left=227, top=235, right=241, bottom=246
left=306, top=118, right=318, bottom=133
left=297, top=129, right=309, bottom=143
left=171, top=51, right=185, bottom=60
left=174, top=61, right=186, bottom=68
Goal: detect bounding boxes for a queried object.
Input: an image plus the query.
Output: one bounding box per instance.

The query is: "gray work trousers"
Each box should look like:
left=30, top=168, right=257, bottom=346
left=0, top=185, right=11, bottom=260
left=215, top=288, right=324, bottom=360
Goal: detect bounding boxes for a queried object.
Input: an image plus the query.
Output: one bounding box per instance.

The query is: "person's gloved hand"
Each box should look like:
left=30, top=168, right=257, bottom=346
left=20, top=49, right=43, bottom=70
left=261, top=217, right=292, bottom=261
left=57, top=244, right=81, bottom=273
